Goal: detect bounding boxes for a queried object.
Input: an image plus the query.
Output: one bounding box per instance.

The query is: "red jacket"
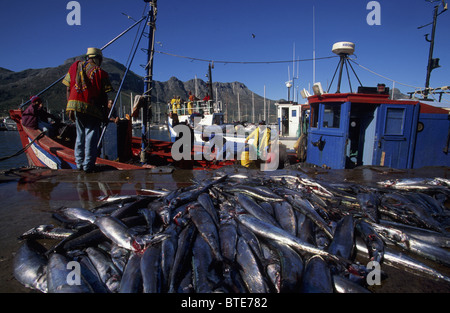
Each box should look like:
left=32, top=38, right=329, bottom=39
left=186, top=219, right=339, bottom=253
left=21, top=103, right=40, bottom=129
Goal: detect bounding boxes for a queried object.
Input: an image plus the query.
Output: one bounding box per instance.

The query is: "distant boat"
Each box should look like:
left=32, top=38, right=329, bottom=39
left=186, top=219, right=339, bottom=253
left=4, top=117, right=17, bottom=131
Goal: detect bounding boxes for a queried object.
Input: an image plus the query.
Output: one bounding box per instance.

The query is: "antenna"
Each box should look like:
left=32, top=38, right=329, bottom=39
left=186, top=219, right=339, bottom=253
left=286, top=66, right=293, bottom=101
left=312, top=6, right=316, bottom=86
left=327, top=42, right=362, bottom=93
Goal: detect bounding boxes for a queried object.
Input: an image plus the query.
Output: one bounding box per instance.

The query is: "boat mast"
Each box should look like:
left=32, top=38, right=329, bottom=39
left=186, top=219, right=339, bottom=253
left=141, top=0, right=157, bottom=163
left=208, top=62, right=214, bottom=102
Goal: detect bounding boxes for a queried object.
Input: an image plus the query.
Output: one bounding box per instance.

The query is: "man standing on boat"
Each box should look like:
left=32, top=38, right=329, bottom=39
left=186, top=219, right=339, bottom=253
left=63, top=47, right=113, bottom=172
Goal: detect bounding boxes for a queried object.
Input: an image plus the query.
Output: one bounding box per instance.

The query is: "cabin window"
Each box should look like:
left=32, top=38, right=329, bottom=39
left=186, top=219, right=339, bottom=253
left=213, top=114, right=224, bottom=125
left=292, top=110, right=297, bottom=117
left=310, top=103, right=319, bottom=128
left=384, top=108, right=405, bottom=135
left=323, top=104, right=341, bottom=128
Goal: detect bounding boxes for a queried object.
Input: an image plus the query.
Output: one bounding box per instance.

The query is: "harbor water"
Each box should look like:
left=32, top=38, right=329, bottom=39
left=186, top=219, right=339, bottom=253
left=1, top=130, right=450, bottom=293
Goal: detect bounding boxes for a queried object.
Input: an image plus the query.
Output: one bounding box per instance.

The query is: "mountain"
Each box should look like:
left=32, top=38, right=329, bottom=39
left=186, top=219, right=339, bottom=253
left=0, top=57, right=276, bottom=123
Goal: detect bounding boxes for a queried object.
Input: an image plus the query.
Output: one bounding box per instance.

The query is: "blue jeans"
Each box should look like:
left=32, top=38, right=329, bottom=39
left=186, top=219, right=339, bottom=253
left=74, top=112, right=101, bottom=171
left=38, top=120, right=55, bottom=137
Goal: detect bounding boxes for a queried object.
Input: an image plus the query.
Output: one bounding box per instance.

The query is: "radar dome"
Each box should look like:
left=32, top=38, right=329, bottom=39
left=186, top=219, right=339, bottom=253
left=332, top=42, right=355, bottom=55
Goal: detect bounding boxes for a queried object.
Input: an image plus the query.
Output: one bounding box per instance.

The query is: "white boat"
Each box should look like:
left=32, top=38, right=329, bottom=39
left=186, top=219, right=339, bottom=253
left=274, top=101, right=310, bottom=153
left=167, top=99, right=249, bottom=155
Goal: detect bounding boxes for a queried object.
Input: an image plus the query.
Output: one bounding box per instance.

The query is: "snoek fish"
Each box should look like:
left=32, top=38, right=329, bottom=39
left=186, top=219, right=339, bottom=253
left=94, top=216, right=139, bottom=252
left=328, top=215, right=355, bottom=260
left=236, top=193, right=279, bottom=226
left=355, top=239, right=450, bottom=284
left=13, top=240, right=48, bottom=293
left=285, top=195, right=333, bottom=239
left=236, top=236, right=269, bottom=293
left=188, top=202, right=223, bottom=262
left=301, top=255, right=333, bottom=293
left=47, top=253, right=93, bottom=293
left=370, top=222, right=450, bottom=267
left=235, top=214, right=342, bottom=263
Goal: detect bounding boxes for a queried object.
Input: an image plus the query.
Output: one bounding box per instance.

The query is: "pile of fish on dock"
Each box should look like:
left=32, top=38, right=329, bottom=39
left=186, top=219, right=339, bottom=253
left=13, top=171, right=450, bottom=293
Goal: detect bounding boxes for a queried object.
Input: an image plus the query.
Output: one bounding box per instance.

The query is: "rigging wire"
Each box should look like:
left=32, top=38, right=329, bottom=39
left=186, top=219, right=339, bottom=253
left=0, top=132, right=45, bottom=162
left=349, top=58, right=449, bottom=102
left=152, top=50, right=339, bottom=65
left=347, top=58, right=423, bottom=90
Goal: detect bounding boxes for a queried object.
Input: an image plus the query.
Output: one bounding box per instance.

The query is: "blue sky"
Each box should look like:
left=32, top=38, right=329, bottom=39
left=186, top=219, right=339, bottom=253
left=1, top=0, right=449, bottom=102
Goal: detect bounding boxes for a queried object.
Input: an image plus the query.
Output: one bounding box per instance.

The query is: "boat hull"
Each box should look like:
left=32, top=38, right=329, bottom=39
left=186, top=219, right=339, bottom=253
left=9, top=110, right=234, bottom=171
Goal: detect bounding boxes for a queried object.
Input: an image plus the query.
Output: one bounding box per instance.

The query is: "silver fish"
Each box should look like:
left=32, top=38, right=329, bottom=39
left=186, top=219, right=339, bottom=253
left=94, top=216, right=139, bottom=252
left=19, top=224, right=75, bottom=240
left=328, top=215, right=355, bottom=260
left=13, top=240, right=48, bottom=293
left=333, top=275, right=371, bottom=293
left=140, top=243, right=162, bottom=293
left=236, top=236, right=269, bottom=293
left=236, top=193, right=279, bottom=226
left=286, top=195, right=333, bottom=239
left=370, top=222, right=450, bottom=267
left=301, top=255, right=333, bottom=293
left=236, top=214, right=342, bottom=263
left=272, top=201, right=297, bottom=236
left=119, top=253, right=142, bottom=293
left=58, top=207, right=97, bottom=223
left=47, top=253, right=93, bottom=293
left=188, top=202, right=223, bottom=262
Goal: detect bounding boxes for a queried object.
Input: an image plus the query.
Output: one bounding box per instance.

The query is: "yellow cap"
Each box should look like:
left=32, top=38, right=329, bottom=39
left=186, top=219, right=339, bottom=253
left=86, top=47, right=103, bottom=58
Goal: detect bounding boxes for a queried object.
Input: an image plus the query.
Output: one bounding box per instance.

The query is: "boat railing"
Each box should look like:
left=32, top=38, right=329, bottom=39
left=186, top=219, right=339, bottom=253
left=168, top=100, right=222, bottom=116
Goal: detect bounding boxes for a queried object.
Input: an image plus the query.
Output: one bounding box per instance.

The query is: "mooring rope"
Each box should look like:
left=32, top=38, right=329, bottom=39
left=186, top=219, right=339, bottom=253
left=0, top=131, right=45, bottom=162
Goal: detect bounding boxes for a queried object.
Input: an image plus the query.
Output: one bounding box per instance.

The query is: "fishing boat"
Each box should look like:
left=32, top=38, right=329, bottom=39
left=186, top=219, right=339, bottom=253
left=7, top=1, right=234, bottom=171
left=304, top=42, right=450, bottom=169
left=274, top=100, right=310, bottom=161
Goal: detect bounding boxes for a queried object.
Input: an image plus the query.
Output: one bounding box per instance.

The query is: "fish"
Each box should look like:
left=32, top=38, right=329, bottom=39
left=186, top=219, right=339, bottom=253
left=236, top=236, right=269, bottom=293
left=226, top=184, right=284, bottom=202
left=328, top=215, right=355, bottom=260
left=188, top=202, right=223, bottom=262
left=269, top=241, right=304, bottom=292
left=272, top=201, right=297, bottom=236
left=197, top=192, right=220, bottom=227
left=356, top=193, right=380, bottom=223
left=19, top=224, right=75, bottom=240
left=380, top=220, right=450, bottom=248
left=355, top=238, right=450, bottom=284
left=94, top=216, right=140, bottom=252
left=285, top=195, right=334, bottom=239
left=219, top=218, right=238, bottom=262
left=356, top=220, right=385, bottom=264
left=13, top=240, right=48, bottom=293
left=301, top=255, right=333, bottom=293
left=370, top=222, right=450, bottom=267
left=57, top=207, right=97, bottom=223
left=235, top=213, right=343, bottom=263
left=236, top=193, right=279, bottom=226
left=191, top=235, right=221, bottom=293
left=47, top=253, right=93, bottom=293
left=168, top=222, right=196, bottom=293
left=119, top=253, right=142, bottom=293
left=140, top=243, right=162, bottom=293
left=85, top=246, right=122, bottom=292
left=332, top=275, right=371, bottom=293
left=12, top=171, right=450, bottom=294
